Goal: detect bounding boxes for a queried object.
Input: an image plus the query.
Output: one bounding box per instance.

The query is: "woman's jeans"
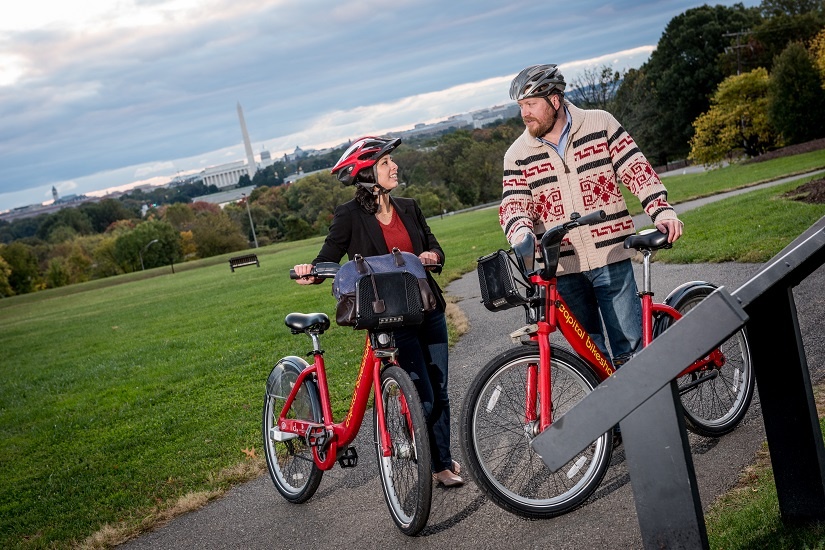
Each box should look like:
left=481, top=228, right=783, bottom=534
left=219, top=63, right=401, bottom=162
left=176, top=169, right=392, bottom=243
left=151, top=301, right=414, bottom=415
left=555, top=259, right=642, bottom=364
left=393, top=308, right=453, bottom=472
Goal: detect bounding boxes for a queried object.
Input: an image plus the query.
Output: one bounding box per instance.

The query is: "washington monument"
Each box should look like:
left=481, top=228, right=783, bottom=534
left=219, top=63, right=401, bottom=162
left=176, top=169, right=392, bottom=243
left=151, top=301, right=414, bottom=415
left=237, top=102, right=256, bottom=179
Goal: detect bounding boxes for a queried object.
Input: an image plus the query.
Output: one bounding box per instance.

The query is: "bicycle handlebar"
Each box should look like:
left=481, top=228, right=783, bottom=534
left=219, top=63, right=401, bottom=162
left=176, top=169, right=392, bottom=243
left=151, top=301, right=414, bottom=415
left=511, top=210, right=607, bottom=282
left=289, top=262, right=341, bottom=280
left=290, top=261, right=442, bottom=280
left=570, top=209, right=607, bottom=228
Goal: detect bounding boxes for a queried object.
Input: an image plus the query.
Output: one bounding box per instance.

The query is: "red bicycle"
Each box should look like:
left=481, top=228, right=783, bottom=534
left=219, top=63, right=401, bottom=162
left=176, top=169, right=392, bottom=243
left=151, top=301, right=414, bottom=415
left=262, top=263, right=432, bottom=535
left=460, top=210, right=754, bottom=519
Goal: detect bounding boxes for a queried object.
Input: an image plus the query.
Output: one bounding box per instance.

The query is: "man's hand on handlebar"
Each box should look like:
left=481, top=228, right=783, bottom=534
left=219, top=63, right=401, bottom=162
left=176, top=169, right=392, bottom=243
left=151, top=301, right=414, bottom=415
left=655, top=218, right=684, bottom=244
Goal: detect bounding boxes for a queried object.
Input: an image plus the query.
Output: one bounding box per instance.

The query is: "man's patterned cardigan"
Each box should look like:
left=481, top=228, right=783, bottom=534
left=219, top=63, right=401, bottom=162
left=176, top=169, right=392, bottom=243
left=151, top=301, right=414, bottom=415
left=499, top=100, right=678, bottom=275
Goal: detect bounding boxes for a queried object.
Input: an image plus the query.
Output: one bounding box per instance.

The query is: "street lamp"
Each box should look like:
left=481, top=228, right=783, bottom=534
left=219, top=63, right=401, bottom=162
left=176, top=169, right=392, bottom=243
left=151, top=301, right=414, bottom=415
left=241, top=193, right=259, bottom=248
left=140, top=239, right=159, bottom=271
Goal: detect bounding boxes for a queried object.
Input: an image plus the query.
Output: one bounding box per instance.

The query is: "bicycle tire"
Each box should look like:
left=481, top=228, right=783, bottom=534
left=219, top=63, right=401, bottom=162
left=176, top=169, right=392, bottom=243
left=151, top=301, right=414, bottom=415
left=460, top=345, right=613, bottom=519
left=374, top=365, right=432, bottom=535
left=262, top=356, right=324, bottom=503
left=660, top=286, right=755, bottom=437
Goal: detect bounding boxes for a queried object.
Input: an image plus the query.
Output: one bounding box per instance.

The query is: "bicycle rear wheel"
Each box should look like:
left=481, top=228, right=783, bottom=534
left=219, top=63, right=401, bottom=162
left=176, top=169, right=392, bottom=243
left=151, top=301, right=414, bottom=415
left=374, top=365, right=432, bottom=536
left=262, top=356, right=324, bottom=503
left=665, top=286, right=754, bottom=437
left=460, top=345, right=612, bottom=519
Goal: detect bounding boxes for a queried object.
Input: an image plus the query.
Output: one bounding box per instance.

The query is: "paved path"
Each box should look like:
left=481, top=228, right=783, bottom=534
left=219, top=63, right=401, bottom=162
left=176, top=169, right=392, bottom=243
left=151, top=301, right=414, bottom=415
left=122, top=173, right=825, bottom=549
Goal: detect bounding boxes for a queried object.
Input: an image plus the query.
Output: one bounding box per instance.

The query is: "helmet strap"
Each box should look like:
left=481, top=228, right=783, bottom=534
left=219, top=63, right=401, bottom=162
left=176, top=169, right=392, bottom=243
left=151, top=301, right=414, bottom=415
left=374, top=189, right=392, bottom=214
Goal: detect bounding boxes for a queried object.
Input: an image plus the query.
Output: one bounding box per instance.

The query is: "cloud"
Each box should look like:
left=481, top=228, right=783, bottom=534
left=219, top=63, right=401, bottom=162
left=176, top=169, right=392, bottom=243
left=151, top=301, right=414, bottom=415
left=0, top=0, right=759, bottom=212
left=133, top=161, right=176, bottom=178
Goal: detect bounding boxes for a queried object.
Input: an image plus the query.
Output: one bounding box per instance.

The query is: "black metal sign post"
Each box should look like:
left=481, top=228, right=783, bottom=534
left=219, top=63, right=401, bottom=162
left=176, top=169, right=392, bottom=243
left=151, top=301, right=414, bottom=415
left=620, top=382, right=707, bottom=548
left=732, top=217, right=825, bottom=524
left=530, top=217, right=825, bottom=549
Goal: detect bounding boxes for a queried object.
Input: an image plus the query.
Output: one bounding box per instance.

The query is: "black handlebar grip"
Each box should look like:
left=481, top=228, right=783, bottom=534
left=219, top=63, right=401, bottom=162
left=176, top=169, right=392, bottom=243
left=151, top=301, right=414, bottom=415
left=576, top=210, right=607, bottom=226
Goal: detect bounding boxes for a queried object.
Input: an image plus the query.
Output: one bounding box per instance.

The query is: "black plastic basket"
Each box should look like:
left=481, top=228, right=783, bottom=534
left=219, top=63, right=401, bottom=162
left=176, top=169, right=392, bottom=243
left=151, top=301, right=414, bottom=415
left=477, top=250, right=530, bottom=312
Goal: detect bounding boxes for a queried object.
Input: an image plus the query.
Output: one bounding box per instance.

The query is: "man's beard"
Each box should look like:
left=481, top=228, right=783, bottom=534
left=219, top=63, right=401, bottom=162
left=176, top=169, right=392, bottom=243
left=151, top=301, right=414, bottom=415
left=524, top=103, right=559, bottom=138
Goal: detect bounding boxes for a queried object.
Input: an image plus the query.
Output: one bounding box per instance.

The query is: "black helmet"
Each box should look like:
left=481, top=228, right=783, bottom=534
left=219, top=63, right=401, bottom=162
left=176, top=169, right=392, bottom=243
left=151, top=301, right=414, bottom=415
left=510, top=64, right=566, bottom=100
left=331, top=136, right=401, bottom=187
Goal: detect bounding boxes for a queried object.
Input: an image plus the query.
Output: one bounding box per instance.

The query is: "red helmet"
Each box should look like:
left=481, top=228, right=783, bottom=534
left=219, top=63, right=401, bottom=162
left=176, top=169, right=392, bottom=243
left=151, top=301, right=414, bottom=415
left=331, top=136, right=401, bottom=186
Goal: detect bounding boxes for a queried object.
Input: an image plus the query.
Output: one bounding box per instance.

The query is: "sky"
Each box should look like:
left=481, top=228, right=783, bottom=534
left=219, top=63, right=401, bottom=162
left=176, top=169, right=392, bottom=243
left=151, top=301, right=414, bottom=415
left=0, top=0, right=760, bottom=213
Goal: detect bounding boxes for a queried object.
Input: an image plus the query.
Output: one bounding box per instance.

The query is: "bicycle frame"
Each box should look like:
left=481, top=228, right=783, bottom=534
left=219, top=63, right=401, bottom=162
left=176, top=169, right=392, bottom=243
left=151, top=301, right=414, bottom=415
left=275, top=333, right=399, bottom=471
left=524, top=265, right=725, bottom=432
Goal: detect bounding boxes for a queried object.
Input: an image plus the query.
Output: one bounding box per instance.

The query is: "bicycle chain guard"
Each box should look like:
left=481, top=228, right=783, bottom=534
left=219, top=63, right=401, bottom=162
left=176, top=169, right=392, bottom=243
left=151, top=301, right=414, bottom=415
left=306, top=425, right=331, bottom=448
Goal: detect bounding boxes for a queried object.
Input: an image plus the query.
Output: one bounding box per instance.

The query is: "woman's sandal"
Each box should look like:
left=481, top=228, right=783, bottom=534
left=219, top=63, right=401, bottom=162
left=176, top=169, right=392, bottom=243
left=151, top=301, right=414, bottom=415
left=433, top=460, right=464, bottom=487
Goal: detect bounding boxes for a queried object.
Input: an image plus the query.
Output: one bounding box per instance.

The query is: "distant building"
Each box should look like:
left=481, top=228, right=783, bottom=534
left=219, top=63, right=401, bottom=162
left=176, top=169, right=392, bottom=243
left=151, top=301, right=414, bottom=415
left=200, top=160, right=251, bottom=188
left=190, top=185, right=257, bottom=209
left=283, top=146, right=308, bottom=163
left=471, top=103, right=520, bottom=128
left=283, top=167, right=327, bottom=184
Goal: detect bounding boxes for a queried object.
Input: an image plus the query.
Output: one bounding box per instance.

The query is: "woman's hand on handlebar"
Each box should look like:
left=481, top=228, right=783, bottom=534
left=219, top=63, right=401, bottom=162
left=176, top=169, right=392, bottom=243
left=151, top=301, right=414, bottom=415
left=292, top=263, right=317, bottom=285
left=419, top=251, right=439, bottom=266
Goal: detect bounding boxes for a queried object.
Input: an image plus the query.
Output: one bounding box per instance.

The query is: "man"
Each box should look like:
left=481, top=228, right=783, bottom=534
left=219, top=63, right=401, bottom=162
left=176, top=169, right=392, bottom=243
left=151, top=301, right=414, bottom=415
left=499, top=63, right=683, bottom=365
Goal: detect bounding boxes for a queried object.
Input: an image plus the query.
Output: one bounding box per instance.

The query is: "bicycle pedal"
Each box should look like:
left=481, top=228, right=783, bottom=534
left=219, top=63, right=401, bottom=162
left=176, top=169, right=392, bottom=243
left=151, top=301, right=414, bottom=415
left=510, top=324, right=538, bottom=343
left=337, top=447, right=358, bottom=468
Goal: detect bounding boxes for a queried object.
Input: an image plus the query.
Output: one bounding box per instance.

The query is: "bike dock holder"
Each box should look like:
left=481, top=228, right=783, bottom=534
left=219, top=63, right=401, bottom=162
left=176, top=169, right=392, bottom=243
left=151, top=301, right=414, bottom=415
left=531, top=216, right=825, bottom=549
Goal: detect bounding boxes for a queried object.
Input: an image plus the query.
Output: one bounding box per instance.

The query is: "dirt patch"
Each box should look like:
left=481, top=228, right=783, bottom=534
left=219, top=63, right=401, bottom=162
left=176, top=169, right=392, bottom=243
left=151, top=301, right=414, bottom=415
left=744, top=137, right=825, bottom=164
left=782, top=177, right=825, bottom=204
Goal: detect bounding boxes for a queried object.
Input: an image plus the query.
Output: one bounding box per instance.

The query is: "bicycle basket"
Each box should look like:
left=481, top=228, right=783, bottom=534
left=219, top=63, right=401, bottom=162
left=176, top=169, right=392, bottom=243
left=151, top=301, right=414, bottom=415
left=355, top=271, right=424, bottom=329
left=477, top=249, right=530, bottom=311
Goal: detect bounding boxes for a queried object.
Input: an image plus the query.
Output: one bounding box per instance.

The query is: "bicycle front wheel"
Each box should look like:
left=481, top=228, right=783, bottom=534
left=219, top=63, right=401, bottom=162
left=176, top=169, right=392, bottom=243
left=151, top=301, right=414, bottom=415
left=460, top=345, right=612, bottom=519
left=668, top=287, right=754, bottom=437
left=374, top=365, right=432, bottom=536
left=262, top=356, right=324, bottom=503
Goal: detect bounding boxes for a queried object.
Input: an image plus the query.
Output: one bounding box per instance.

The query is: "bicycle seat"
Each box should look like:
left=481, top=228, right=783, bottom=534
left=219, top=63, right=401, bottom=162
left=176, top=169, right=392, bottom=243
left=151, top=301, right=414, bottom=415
left=285, top=312, right=331, bottom=333
left=623, top=229, right=672, bottom=251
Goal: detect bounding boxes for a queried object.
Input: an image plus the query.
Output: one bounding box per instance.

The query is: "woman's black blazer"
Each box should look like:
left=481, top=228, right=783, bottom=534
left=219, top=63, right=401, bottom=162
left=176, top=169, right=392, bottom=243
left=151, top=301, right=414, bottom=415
left=313, top=196, right=446, bottom=310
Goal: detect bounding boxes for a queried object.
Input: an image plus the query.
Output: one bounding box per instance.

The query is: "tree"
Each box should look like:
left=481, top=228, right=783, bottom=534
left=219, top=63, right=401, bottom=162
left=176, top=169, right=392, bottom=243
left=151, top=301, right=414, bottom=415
left=45, top=239, right=94, bottom=287
left=568, top=65, right=625, bottom=110
left=768, top=41, right=825, bottom=144
left=0, top=242, right=40, bottom=294
left=161, top=203, right=196, bottom=231
left=760, top=0, right=824, bottom=17
left=78, top=199, right=137, bottom=232
left=810, top=27, right=825, bottom=85
left=750, top=11, right=825, bottom=70
left=90, top=235, right=124, bottom=278
left=396, top=183, right=462, bottom=217
left=689, top=68, right=780, bottom=165
left=189, top=211, right=246, bottom=257
left=0, top=253, right=13, bottom=297
left=641, top=4, right=760, bottom=162
left=612, top=68, right=664, bottom=164
left=35, top=207, right=94, bottom=243
left=282, top=173, right=354, bottom=234
left=113, top=220, right=182, bottom=272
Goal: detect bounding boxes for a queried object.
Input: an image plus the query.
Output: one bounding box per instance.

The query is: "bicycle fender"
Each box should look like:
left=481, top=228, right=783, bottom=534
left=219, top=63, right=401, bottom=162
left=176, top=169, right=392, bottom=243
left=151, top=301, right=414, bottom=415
left=653, top=281, right=718, bottom=337
left=266, top=356, right=311, bottom=397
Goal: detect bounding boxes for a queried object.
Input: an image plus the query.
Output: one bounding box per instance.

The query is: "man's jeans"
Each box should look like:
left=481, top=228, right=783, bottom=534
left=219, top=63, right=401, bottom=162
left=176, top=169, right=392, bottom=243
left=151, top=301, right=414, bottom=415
left=555, top=259, right=642, bottom=363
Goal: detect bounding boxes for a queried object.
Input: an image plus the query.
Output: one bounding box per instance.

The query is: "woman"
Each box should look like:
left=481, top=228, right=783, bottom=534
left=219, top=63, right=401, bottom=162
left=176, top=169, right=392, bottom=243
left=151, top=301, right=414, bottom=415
left=293, top=136, right=463, bottom=487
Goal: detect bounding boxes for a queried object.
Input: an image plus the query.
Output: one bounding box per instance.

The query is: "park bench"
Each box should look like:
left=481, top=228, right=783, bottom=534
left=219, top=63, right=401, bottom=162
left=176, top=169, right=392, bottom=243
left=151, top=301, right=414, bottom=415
left=229, top=253, right=260, bottom=272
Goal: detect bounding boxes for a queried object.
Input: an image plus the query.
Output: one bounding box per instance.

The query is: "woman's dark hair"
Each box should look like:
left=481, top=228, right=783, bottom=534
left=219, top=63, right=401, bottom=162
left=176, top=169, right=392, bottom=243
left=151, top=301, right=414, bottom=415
left=355, top=185, right=379, bottom=214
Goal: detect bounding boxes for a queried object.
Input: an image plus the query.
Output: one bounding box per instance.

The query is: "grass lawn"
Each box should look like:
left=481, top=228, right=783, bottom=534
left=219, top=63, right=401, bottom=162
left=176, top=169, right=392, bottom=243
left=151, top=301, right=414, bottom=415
left=1, top=155, right=824, bottom=548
